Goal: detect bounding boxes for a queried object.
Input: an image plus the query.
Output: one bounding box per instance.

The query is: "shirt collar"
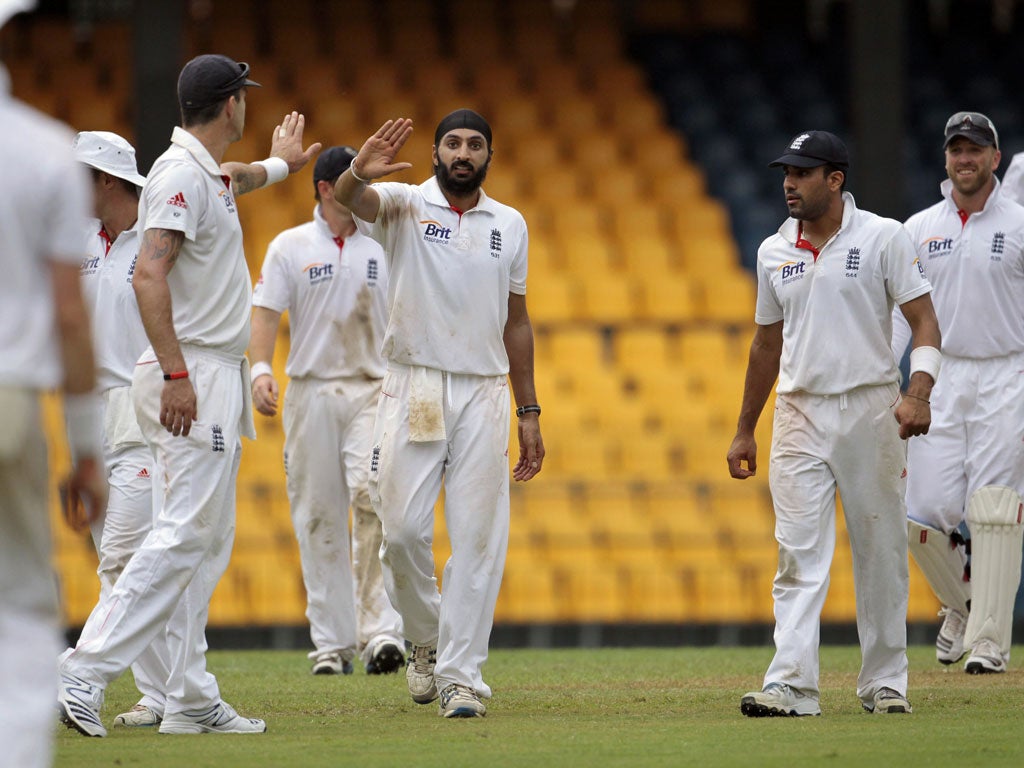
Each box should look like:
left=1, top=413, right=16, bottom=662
left=420, top=175, right=497, bottom=215
left=170, top=126, right=223, bottom=178
left=940, top=176, right=1003, bottom=215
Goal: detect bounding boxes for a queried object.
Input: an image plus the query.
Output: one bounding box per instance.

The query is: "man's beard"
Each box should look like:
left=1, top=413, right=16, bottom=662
left=436, top=158, right=489, bottom=196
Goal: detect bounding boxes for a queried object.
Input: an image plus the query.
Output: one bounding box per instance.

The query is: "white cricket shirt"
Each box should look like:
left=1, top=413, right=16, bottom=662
left=899, top=178, right=1024, bottom=358
left=138, top=127, right=251, bottom=357
left=0, top=75, right=91, bottom=389
left=354, top=175, right=528, bottom=376
left=253, top=206, right=389, bottom=379
left=756, top=192, right=932, bottom=395
left=80, top=220, right=149, bottom=392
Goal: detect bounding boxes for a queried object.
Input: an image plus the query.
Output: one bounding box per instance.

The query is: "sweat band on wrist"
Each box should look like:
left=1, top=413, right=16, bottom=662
left=64, top=392, right=104, bottom=463
left=163, top=370, right=189, bottom=381
left=250, top=361, right=274, bottom=382
left=516, top=404, right=541, bottom=417
left=254, top=157, right=289, bottom=188
left=909, top=345, right=941, bottom=383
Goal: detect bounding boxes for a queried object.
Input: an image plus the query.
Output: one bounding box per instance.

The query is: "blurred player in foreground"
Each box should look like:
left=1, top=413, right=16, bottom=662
left=0, top=2, right=107, bottom=763
left=728, top=131, right=940, bottom=717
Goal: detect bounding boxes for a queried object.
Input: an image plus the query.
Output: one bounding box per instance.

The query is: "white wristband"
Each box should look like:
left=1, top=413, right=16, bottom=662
left=909, top=345, right=941, bottom=383
left=349, top=162, right=370, bottom=184
left=64, top=392, right=104, bottom=463
left=254, top=157, right=289, bottom=188
left=250, top=361, right=274, bottom=383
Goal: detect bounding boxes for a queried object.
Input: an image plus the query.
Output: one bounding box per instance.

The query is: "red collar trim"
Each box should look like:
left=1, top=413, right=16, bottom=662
left=795, top=224, right=821, bottom=261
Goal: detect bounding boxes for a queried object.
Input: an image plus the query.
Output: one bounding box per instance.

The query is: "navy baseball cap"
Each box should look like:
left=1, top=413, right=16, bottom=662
left=769, top=131, right=849, bottom=170
left=178, top=54, right=260, bottom=110
left=313, top=145, right=358, bottom=185
left=944, top=111, right=999, bottom=150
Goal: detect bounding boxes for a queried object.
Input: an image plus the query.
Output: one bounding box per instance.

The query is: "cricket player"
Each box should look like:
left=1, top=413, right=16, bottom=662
left=0, top=1, right=107, bottom=761
left=334, top=111, right=545, bottom=718
left=250, top=145, right=405, bottom=677
left=893, top=111, right=1024, bottom=674
left=66, top=130, right=175, bottom=728
left=57, top=54, right=319, bottom=737
left=728, top=131, right=941, bottom=717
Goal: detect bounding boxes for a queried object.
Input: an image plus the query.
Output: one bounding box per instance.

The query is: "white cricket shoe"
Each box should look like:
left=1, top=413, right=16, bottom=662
left=158, top=701, right=266, bottom=734
left=406, top=644, right=438, bottom=704
left=57, top=671, right=107, bottom=737
left=864, top=687, right=912, bottom=714
left=439, top=683, right=486, bottom=718
left=965, top=638, right=1007, bottom=674
left=311, top=652, right=353, bottom=675
left=935, top=607, right=968, bottom=665
left=740, top=683, right=820, bottom=717
left=113, top=703, right=162, bottom=727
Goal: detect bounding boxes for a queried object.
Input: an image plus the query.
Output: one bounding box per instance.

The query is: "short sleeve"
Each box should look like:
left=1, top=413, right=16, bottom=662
left=142, top=163, right=204, bottom=241
left=753, top=251, right=783, bottom=326
left=509, top=218, right=528, bottom=296
left=252, top=236, right=292, bottom=312
left=45, top=150, right=91, bottom=265
left=884, top=225, right=931, bottom=305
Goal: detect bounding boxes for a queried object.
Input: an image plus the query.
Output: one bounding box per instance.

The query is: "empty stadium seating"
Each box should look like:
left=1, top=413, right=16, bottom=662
left=12, top=0, right=963, bottom=631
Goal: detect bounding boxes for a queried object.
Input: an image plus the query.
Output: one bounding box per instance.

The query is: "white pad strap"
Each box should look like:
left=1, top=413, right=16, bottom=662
left=964, top=486, right=1024, bottom=656
left=908, top=519, right=970, bottom=615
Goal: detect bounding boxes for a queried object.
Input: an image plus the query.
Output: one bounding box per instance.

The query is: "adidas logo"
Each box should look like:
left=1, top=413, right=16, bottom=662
left=137, top=467, right=150, bottom=478
left=167, top=192, right=188, bottom=209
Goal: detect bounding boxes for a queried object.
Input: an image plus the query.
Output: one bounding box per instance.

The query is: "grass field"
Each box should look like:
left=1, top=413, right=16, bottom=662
left=55, top=645, right=1024, bottom=768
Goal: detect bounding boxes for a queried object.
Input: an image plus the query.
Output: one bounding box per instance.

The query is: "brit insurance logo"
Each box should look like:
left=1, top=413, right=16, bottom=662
left=217, top=189, right=236, bottom=214
left=777, top=259, right=807, bottom=284
left=80, top=255, right=100, bottom=276
left=303, top=262, right=334, bottom=285
left=420, top=219, right=452, bottom=245
left=922, top=236, right=953, bottom=258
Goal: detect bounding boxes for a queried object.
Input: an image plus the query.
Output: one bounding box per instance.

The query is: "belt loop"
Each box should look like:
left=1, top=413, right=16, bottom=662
left=839, top=393, right=848, bottom=411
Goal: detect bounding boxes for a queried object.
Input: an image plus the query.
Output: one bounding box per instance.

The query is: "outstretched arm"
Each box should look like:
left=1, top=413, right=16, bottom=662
left=223, top=111, right=322, bottom=196
left=334, top=118, right=415, bottom=223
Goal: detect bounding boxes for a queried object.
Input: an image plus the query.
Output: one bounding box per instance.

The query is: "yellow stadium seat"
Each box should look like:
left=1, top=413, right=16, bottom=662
left=634, top=272, right=699, bottom=323
left=577, top=273, right=642, bottom=323
left=524, top=273, right=580, bottom=323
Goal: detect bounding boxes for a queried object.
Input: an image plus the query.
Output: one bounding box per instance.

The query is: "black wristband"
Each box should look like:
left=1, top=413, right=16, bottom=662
left=516, top=404, right=541, bottom=417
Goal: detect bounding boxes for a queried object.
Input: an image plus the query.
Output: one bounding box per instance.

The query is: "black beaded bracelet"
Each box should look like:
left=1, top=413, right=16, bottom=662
left=516, top=404, right=541, bottom=417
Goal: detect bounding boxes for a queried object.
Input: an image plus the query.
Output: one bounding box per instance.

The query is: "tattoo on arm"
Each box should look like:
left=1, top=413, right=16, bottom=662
left=231, top=166, right=260, bottom=196
left=144, top=229, right=185, bottom=268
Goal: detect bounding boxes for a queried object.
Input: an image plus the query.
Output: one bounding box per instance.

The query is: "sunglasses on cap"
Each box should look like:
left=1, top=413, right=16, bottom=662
left=944, top=111, right=999, bottom=148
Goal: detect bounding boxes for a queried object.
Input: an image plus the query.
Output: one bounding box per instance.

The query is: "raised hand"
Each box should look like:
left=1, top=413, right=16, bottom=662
left=270, top=111, right=322, bottom=173
left=351, top=118, right=415, bottom=181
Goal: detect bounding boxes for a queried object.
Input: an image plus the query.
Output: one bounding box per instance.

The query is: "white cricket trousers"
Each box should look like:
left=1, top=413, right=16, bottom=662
left=766, top=383, right=909, bottom=706
left=62, top=346, right=246, bottom=715
left=61, top=385, right=173, bottom=716
left=0, top=389, right=60, bottom=768
left=906, top=353, right=1024, bottom=533
left=370, top=364, right=511, bottom=698
left=283, top=377, right=403, bottom=664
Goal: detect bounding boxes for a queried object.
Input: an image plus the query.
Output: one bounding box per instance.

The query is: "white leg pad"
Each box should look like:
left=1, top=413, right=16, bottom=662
left=907, top=519, right=970, bottom=614
left=964, top=486, right=1024, bottom=657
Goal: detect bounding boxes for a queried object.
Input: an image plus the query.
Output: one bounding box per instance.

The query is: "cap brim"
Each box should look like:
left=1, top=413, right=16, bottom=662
left=768, top=153, right=833, bottom=169
left=243, top=77, right=261, bottom=88
left=944, top=130, right=994, bottom=149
